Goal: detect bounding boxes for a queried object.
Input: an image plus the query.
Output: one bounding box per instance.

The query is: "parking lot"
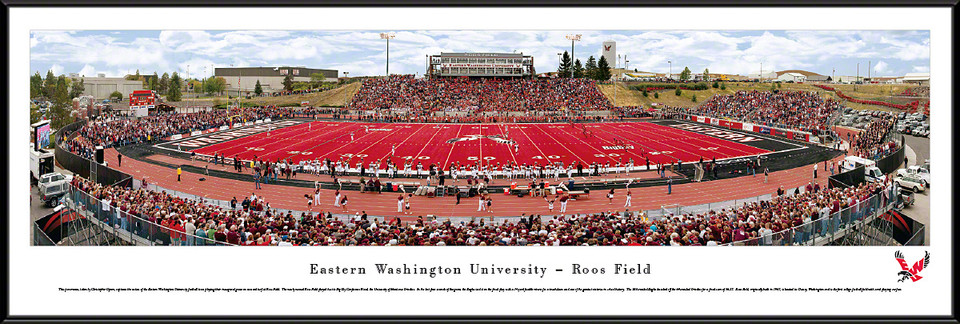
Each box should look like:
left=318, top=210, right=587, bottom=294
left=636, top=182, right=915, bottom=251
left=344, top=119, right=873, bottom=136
left=837, top=107, right=928, bottom=137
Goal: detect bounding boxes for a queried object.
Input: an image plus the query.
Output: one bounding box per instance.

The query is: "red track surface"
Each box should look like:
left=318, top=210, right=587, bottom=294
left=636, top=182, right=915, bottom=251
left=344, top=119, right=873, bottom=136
left=191, top=121, right=770, bottom=167
left=107, top=147, right=849, bottom=220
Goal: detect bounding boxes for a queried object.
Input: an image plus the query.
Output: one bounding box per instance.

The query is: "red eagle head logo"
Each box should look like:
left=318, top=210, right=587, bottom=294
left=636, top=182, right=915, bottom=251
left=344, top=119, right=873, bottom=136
left=894, top=250, right=930, bottom=282
left=604, top=45, right=612, bottom=51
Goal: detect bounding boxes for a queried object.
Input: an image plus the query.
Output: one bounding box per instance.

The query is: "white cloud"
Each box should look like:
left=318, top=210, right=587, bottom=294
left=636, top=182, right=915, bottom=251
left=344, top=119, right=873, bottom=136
left=49, top=64, right=63, bottom=75
left=873, top=60, right=888, bottom=74
left=30, top=30, right=931, bottom=78
left=78, top=64, right=97, bottom=77
left=912, top=66, right=929, bottom=72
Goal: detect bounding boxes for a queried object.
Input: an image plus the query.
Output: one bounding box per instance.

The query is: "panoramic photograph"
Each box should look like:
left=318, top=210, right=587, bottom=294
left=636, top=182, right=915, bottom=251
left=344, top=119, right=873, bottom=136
left=29, top=29, right=931, bottom=247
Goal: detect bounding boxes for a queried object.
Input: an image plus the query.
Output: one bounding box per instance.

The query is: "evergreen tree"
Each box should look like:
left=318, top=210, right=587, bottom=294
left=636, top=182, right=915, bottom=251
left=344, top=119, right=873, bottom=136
left=30, top=72, right=43, bottom=99
left=50, top=75, right=72, bottom=129
left=158, top=72, right=170, bottom=94
left=596, top=55, right=612, bottom=81
left=654, top=92, right=659, bottom=99
left=675, top=88, right=682, bottom=96
left=150, top=72, right=159, bottom=90
left=679, top=67, right=692, bottom=81
left=720, top=82, right=726, bottom=90
left=573, top=59, right=585, bottom=78
left=69, top=78, right=85, bottom=98
left=642, top=88, right=648, bottom=97
left=558, top=51, right=572, bottom=78
left=168, top=72, right=182, bottom=102
left=692, top=94, right=697, bottom=102
left=703, top=68, right=710, bottom=81
left=712, top=81, right=720, bottom=88
left=584, top=56, right=598, bottom=80
left=43, top=70, right=57, bottom=99
left=282, top=74, right=294, bottom=91
left=254, top=80, right=263, bottom=96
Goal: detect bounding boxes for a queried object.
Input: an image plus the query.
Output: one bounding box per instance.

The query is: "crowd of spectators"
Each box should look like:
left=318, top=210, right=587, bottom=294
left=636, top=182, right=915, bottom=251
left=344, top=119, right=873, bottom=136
left=851, top=117, right=898, bottom=160
left=64, top=106, right=295, bottom=159
left=348, top=75, right=613, bottom=112
left=691, top=90, right=843, bottom=134
left=69, top=170, right=890, bottom=246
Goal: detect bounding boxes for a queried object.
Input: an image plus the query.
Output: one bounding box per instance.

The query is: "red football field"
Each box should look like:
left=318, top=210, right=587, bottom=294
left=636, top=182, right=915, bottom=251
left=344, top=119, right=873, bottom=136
left=188, top=121, right=770, bottom=168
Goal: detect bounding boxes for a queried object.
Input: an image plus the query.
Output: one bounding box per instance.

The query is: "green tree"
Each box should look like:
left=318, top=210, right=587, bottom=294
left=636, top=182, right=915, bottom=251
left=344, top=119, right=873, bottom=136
left=69, top=78, right=85, bottom=98
left=712, top=81, right=720, bottom=88
left=720, top=82, right=726, bottom=90
left=126, top=69, right=142, bottom=82
left=573, top=59, right=585, bottom=78
left=654, top=92, right=659, bottom=99
left=109, top=91, right=123, bottom=101
left=158, top=72, right=170, bottom=94
left=30, top=104, right=43, bottom=124
left=558, top=51, right=572, bottom=78
left=150, top=72, right=159, bottom=90
left=43, top=70, right=57, bottom=99
left=596, top=55, right=612, bottom=81
left=188, top=80, right=203, bottom=94
left=167, top=72, right=182, bottom=101
left=254, top=79, right=263, bottom=96
left=675, top=88, right=682, bottom=96
left=50, top=75, right=73, bottom=129
left=778, top=82, right=782, bottom=89
left=584, top=56, right=598, bottom=80
left=310, top=73, right=327, bottom=86
left=642, top=88, right=648, bottom=97
left=282, top=74, right=294, bottom=91
left=703, top=68, right=710, bottom=81
left=692, top=94, right=697, bottom=102
left=30, top=72, right=43, bottom=99
left=679, top=67, right=692, bottom=81
left=204, top=76, right=226, bottom=96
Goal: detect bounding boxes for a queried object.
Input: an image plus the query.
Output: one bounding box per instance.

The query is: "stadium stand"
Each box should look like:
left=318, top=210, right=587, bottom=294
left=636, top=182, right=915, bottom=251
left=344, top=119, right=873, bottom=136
left=67, top=175, right=891, bottom=246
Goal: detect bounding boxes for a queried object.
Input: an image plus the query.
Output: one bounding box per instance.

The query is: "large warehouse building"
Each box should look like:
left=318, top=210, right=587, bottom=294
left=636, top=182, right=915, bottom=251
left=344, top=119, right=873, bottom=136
left=427, top=52, right=535, bottom=78
left=214, top=66, right=339, bottom=93
left=70, top=74, right=145, bottom=100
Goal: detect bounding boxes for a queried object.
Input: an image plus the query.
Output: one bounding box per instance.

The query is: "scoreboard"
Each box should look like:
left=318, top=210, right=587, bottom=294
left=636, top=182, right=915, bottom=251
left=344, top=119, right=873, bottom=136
left=428, top=53, right=535, bottom=78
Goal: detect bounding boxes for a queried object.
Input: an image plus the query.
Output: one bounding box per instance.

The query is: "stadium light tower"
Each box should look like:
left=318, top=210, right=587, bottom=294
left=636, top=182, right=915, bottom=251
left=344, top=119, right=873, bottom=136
left=380, top=33, right=396, bottom=78
left=565, top=34, right=581, bottom=78
left=668, top=60, right=672, bottom=80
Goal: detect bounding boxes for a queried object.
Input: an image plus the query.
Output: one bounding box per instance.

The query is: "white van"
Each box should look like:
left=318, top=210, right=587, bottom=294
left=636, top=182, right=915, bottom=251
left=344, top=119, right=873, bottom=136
left=840, top=156, right=884, bottom=183
left=840, top=156, right=876, bottom=172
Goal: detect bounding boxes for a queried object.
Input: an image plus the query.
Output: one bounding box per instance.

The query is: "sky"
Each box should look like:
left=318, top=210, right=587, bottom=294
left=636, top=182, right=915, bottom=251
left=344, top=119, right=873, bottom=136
left=29, top=30, right=930, bottom=79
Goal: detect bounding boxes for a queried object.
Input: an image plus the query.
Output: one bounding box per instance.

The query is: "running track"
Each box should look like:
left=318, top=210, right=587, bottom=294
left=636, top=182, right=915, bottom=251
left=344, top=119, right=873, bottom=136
left=106, top=147, right=845, bottom=221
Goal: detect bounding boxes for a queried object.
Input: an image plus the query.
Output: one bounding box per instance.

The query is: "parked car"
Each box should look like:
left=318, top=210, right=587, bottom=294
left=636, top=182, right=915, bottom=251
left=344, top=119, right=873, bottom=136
left=897, top=165, right=930, bottom=188
left=894, top=174, right=926, bottom=193
left=38, top=172, right=72, bottom=195
left=897, top=188, right=915, bottom=209
left=39, top=178, right=70, bottom=207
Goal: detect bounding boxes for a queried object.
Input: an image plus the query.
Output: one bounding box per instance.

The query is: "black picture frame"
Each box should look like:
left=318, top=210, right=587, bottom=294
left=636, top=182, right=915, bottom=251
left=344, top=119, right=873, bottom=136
left=3, top=1, right=956, bottom=323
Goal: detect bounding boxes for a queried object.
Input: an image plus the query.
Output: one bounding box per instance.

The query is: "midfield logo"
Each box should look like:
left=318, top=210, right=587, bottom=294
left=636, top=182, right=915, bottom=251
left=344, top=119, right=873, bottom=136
left=894, top=250, right=930, bottom=283
left=446, top=134, right=515, bottom=145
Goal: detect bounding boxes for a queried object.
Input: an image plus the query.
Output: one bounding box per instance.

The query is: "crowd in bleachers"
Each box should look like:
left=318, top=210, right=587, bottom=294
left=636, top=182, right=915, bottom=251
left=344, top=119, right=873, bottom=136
left=348, top=75, right=613, bottom=112
left=691, top=90, right=843, bottom=134
left=851, top=117, right=898, bottom=161
left=70, top=171, right=889, bottom=246
left=64, top=107, right=295, bottom=159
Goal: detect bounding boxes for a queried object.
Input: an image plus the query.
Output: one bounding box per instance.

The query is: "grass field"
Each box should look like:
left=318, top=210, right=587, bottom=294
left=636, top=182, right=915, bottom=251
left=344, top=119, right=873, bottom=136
left=174, top=82, right=362, bottom=107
